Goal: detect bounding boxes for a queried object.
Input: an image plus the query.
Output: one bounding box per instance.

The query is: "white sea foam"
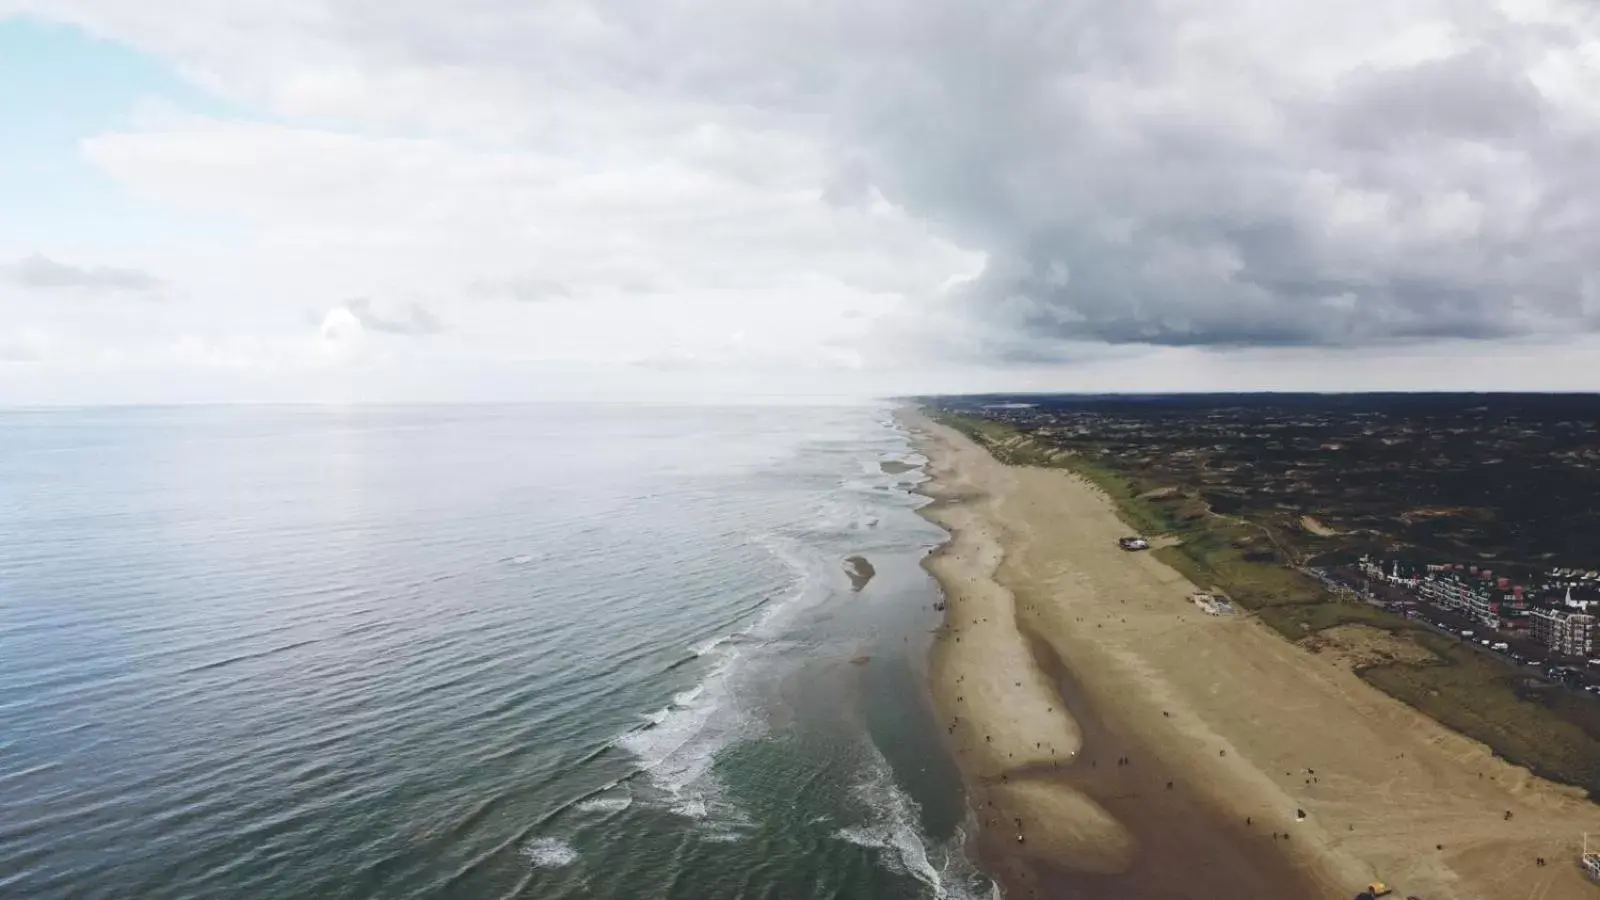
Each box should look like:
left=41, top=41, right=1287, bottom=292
left=673, top=795, right=711, bottom=819
left=746, top=532, right=834, bottom=637
left=840, top=477, right=880, bottom=495
left=523, top=837, right=579, bottom=868
left=616, top=643, right=757, bottom=824
left=617, top=423, right=925, bottom=837
left=833, top=745, right=995, bottom=900
left=616, top=531, right=832, bottom=825
left=807, top=491, right=896, bottom=544
left=690, top=635, right=730, bottom=657
left=574, top=793, right=633, bottom=814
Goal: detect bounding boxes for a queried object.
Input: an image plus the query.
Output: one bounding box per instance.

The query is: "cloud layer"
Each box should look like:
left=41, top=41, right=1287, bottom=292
left=7, top=0, right=1600, bottom=400
left=3, top=253, right=160, bottom=292
left=601, top=0, right=1600, bottom=352
left=340, top=297, right=443, bottom=335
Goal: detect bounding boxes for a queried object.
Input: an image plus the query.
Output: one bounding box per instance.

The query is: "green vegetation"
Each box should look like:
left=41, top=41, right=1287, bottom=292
left=1363, top=635, right=1600, bottom=794
left=933, top=409, right=1600, bottom=798
left=938, top=410, right=1361, bottom=637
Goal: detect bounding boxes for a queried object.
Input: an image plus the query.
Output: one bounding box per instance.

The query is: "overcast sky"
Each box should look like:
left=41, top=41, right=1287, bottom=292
left=5, top=1, right=1600, bottom=403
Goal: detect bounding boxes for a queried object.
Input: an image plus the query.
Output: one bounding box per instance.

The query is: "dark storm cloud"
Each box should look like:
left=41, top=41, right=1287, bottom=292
left=1327, top=48, right=1548, bottom=148
left=3, top=254, right=161, bottom=292
left=686, top=0, right=1600, bottom=352
left=803, top=14, right=1593, bottom=351
left=342, top=297, right=445, bottom=335
left=547, top=0, right=1599, bottom=353
left=282, top=0, right=1600, bottom=354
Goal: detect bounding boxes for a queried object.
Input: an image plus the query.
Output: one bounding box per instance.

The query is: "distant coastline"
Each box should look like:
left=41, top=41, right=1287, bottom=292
left=927, top=401, right=1600, bottom=800
left=902, top=407, right=1600, bottom=900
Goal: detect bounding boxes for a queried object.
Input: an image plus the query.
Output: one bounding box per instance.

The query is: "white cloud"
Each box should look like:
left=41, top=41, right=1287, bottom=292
left=1, top=253, right=161, bottom=291
left=0, top=326, right=50, bottom=362
left=7, top=0, right=1600, bottom=402
left=67, top=107, right=977, bottom=390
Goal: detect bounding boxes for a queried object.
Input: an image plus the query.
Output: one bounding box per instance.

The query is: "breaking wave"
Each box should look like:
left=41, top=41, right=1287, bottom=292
left=832, top=744, right=996, bottom=900
left=523, top=837, right=579, bottom=868
left=573, top=793, right=633, bottom=815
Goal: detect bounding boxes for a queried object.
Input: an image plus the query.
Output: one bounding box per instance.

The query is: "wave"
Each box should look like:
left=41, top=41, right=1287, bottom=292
left=176, top=638, right=322, bottom=676
left=573, top=792, right=633, bottom=815
left=524, top=776, right=631, bottom=833
left=522, top=837, right=579, bottom=868
left=745, top=533, right=834, bottom=637
left=614, top=643, right=756, bottom=822
left=832, top=744, right=996, bottom=900
left=609, top=531, right=834, bottom=824
left=608, top=409, right=934, bottom=835
left=689, top=635, right=731, bottom=657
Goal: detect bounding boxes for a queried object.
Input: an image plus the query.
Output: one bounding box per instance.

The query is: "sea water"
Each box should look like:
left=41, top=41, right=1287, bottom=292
left=0, top=403, right=993, bottom=899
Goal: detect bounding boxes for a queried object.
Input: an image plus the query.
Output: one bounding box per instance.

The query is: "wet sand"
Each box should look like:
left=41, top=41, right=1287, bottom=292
left=844, top=555, right=876, bottom=591
left=907, top=411, right=1600, bottom=900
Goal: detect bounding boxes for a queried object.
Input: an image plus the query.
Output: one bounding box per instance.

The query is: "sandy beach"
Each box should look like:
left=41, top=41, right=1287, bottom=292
left=908, top=411, right=1600, bottom=900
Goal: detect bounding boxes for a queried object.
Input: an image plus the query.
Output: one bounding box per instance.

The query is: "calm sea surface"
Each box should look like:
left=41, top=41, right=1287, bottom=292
left=0, top=404, right=990, bottom=899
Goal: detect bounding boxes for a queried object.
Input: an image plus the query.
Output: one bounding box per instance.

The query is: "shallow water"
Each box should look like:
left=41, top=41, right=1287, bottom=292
left=0, top=403, right=990, bottom=899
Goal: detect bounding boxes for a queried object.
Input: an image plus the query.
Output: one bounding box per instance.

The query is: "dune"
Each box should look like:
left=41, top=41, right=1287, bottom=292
left=906, top=410, right=1600, bottom=900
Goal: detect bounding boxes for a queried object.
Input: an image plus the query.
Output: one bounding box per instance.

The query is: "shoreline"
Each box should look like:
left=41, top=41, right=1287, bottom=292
left=904, top=409, right=1600, bottom=900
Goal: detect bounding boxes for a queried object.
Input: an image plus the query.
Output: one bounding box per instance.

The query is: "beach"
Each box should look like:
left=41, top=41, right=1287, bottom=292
left=907, top=410, right=1600, bottom=899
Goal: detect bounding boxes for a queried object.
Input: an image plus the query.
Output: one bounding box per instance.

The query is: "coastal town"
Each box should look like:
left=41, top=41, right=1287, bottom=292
left=942, top=392, right=1600, bottom=568
left=911, top=407, right=1600, bottom=898
left=1315, top=559, right=1600, bottom=694
left=926, top=394, right=1600, bottom=829
left=931, top=393, right=1600, bottom=702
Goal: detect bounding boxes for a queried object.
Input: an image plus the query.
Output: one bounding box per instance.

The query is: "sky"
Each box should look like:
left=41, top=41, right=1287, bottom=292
left=4, top=1, right=1600, bottom=403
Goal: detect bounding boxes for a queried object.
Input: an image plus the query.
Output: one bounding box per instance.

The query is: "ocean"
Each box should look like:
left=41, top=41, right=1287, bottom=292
left=0, top=403, right=993, bottom=899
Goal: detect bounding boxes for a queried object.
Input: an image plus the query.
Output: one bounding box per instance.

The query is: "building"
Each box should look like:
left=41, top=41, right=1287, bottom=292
left=1528, top=607, right=1595, bottom=658
left=1419, top=573, right=1482, bottom=614
left=1466, top=590, right=1502, bottom=630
